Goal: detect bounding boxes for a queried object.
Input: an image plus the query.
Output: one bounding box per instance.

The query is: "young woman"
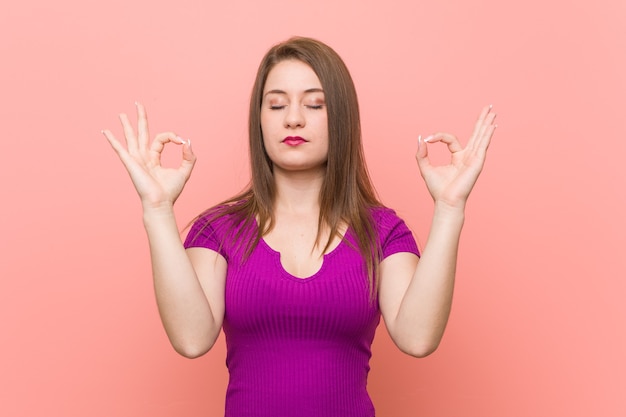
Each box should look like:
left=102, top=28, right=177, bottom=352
left=103, top=37, right=496, bottom=417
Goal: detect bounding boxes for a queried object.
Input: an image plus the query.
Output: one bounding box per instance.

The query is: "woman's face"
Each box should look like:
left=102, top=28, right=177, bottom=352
left=260, top=59, right=329, bottom=176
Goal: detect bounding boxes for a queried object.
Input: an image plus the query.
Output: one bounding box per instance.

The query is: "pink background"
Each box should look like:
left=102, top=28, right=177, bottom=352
left=1, top=0, right=625, bottom=416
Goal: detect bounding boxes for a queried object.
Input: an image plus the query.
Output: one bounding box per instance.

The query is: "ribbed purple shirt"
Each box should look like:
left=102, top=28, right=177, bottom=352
left=184, top=207, right=419, bottom=417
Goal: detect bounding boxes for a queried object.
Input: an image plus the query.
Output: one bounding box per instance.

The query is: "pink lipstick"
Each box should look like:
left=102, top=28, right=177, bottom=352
left=282, top=136, right=307, bottom=146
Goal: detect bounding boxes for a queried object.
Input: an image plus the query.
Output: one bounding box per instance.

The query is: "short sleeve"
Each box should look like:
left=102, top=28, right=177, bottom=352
left=373, top=207, right=420, bottom=259
left=184, top=215, right=224, bottom=255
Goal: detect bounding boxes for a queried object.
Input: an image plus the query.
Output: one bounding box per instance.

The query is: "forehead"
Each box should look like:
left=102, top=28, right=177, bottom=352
left=263, top=59, right=322, bottom=93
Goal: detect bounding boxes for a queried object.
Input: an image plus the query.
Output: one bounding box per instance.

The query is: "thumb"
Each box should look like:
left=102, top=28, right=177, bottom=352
left=179, top=139, right=196, bottom=177
left=415, top=135, right=431, bottom=173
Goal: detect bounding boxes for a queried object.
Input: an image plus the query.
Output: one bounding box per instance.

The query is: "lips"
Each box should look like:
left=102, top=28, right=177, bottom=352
left=282, top=136, right=307, bottom=146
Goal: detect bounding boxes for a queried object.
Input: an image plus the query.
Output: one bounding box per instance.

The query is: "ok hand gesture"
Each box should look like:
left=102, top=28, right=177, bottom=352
left=102, top=102, right=196, bottom=210
left=416, top=105, right=497, bottom=210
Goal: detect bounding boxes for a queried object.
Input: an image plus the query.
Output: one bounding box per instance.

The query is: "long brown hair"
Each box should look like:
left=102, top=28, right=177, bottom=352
left=193, top=36, right=383, bottom=296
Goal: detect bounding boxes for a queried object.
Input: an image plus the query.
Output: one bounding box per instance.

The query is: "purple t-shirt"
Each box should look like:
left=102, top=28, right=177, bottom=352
left=184, top=206, right=419, bottom=417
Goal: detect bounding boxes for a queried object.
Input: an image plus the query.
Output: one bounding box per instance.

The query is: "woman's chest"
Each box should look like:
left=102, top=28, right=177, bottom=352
left=223, top=243, right=380, bottom=340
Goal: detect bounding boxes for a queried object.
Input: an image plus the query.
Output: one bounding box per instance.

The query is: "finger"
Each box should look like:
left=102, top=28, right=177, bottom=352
left=102, top=129, right=124, bottom=155
left=119, top=113, right=139, bottom=155
left=473, top=111, right=497, bottom=152
left=469, top=105, right=496, bottom=150
left=415, top=135, right=432, bottom=173
left=423, top=132, right=463, bottom=153
left=474, top=111, right=496, bottom=142
left=180, top=139, right=197, bottom=178
left=469, top=105, right=492, bottom=142
left=148, top=132, right=186, bottom=166
left=102, top=129, right=136, bottom=169
left=479, top=104, right=492, bottom=122
left=475, top=121, right=497, bottom=154
left=135, top=102, right=150, bottom=150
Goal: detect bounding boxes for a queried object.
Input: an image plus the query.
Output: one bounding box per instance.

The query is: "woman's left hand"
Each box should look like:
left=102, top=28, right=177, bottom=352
left=416, top=105, right=497, bottom=210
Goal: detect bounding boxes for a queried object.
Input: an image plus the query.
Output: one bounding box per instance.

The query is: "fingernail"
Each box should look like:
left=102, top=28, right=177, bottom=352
left=175, top=136, right=186, bottom=144
left=417, top=135, right=422, bottom=150
left=489, top=104, right=493, bottom=109
left=424, top=135, right=434, bottom=143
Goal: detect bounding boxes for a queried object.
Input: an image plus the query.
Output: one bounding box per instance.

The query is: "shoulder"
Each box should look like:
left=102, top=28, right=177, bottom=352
left=370, top=205, right=402, bottom=223
left=368, top=206, right=419, bottom=258
left=184, top=203, right=253, bottom=251
left=187, top=205, right=235, bottom=235
left=369, top=206, right=409, bottom=234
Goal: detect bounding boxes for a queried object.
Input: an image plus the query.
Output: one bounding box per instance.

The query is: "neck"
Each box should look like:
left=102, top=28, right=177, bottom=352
left=272, top=166, right=324, bottom=214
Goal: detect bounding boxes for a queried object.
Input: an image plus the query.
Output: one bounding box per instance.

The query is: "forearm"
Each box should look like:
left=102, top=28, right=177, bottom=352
left=143, top=206, right=218, bottom=357
left=394, top=202, right=465, bottom=356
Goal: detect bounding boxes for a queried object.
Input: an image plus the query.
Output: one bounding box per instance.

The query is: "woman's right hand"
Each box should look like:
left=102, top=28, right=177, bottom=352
left=102, top=102, right=196, bottom=211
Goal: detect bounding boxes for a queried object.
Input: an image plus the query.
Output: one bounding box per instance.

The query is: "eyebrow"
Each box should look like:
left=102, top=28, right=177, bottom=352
left=264, top=88, right=325, bottom=97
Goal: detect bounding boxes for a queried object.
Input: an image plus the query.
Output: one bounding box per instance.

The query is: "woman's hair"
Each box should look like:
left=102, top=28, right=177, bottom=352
left=192, top=36, right=383, bottom=296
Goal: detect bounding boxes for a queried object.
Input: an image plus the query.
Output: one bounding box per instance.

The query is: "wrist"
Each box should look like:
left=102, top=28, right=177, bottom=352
left=142, top=197, right=175, bottom=212
left=432, top=200, right=466, bottom=224
left=142, top=203, right=176, bottom=225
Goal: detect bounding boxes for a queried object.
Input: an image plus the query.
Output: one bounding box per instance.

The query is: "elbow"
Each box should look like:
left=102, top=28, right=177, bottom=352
left=396, top=338, right=441, bottom=358
left=402, top=343, right=439, bottom=358
left=171, top=336, right=217, bottom=359
left=389, top=322, right=447, bottom=358
left=174, top=344, right=210, bottom=359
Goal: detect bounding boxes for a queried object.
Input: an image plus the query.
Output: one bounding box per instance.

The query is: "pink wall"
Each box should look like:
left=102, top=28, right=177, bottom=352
left=1, top=0, right=625, bottom=416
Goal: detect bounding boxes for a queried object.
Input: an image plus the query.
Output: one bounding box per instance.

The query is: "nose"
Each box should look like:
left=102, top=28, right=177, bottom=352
left=284, top=104, right=305, bottom=129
